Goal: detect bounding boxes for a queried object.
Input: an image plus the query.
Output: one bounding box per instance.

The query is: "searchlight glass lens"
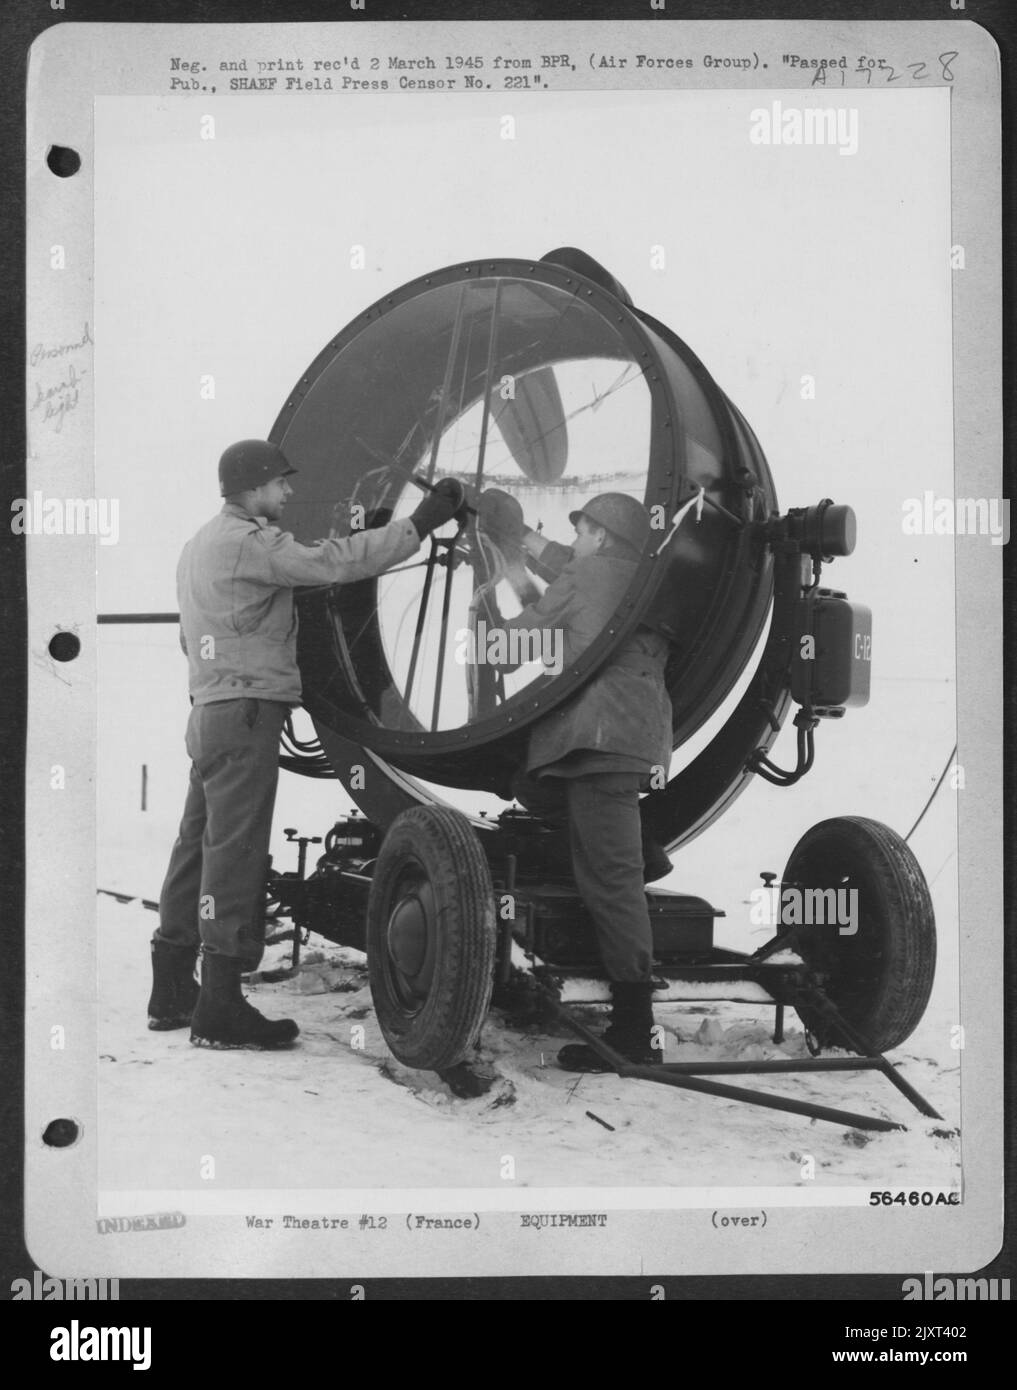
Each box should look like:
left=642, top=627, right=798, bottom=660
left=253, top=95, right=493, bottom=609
left=287, top=274, right=654, bottom=734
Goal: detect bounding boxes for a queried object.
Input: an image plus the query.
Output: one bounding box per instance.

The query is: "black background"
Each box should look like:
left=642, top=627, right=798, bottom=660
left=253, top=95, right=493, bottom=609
left=0, top=0, right=1013, bottom=1334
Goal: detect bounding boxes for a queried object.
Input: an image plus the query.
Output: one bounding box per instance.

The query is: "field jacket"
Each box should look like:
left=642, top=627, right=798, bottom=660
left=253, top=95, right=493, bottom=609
left=177, top=502, right=419, bottom=706
left=502, top=540, right=674, bottom=778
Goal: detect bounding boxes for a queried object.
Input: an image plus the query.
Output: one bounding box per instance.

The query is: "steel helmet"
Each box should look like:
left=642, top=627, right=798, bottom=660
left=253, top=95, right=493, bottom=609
left=569, top=493, right=651, bottom=552
left=218, top=439, right=297, bottom=497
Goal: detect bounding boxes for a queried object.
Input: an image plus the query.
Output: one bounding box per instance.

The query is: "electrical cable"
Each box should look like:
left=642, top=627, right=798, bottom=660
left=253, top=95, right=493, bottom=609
left=903, top=744, right=958, bottom=842
left=279, top=714, right=337, bottom=779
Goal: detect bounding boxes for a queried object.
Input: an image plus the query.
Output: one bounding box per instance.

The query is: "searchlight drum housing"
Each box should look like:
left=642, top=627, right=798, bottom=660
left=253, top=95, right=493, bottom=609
left=258, top=250, right=941, bottom=1118
left=269, top=247, right=851, bottom=831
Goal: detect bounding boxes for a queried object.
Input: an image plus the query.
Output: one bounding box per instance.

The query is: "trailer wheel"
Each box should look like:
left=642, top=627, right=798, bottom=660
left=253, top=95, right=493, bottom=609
left=366, top=806, right=496, bottom=1070
left=781, top=816, right=936, bottom=1052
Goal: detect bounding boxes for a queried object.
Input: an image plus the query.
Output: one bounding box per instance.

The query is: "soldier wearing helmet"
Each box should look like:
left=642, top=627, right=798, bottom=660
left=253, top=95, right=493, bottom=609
left=148, top=439, right=464, bottom=1049
left=477, top=488, right=674, bottom=1072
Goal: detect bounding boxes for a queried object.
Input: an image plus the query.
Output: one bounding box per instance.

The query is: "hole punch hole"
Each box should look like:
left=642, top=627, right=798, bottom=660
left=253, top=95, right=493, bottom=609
left=42, top=1117, right=80, bottom=1148
left=46, top=145, right=81, bottom=178
left=48, top=631, right=80, bottom=663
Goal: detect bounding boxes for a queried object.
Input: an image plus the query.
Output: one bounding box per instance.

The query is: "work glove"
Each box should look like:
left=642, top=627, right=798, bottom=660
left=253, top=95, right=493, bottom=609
left=477, top=488, right=527, bottom=548
left=409, top=477, right=466, bottom=539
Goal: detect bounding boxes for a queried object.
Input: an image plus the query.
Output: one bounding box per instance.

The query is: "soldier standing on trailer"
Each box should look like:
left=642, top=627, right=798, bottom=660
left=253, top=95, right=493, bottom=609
left=477, top=489, right=674, bottom=1071
left=148, top=439, right=464, bottom=1048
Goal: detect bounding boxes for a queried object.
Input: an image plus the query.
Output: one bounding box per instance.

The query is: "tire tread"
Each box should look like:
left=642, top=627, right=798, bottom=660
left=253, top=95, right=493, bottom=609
left=784, top=815, right=936, bottom=1052
left=367, top=806, right=496, bottom=1070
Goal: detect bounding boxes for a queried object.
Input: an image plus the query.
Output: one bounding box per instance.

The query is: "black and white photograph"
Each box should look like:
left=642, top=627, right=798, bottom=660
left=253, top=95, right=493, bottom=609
left=10, top=4, right=1008, bottom=1307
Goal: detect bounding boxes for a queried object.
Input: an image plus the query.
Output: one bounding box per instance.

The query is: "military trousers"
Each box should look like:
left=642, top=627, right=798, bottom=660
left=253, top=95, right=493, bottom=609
left=154, top=698, right=289, bottom=969
left=511, top=769, right=654, bottom=983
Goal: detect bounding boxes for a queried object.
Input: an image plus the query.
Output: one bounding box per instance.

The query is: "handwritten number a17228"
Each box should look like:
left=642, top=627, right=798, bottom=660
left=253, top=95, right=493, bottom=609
left=815, top=52, right=956, bottom=86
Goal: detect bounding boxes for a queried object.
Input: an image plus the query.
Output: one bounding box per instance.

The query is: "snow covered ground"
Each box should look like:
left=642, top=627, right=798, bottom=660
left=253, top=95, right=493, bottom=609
left=98, top=896, right=960, bottom=1200
left=96, top=641, right=961, bottom=1205
left=94, top=611, right=962, bottom=1212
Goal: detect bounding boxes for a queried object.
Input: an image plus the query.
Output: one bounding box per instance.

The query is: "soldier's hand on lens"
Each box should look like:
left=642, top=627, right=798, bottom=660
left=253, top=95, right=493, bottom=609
left=477, top=488, right=527, bottom=547
left=432, top=477, right=466, bottom=512
left=410, top=477, right=465, bottom=539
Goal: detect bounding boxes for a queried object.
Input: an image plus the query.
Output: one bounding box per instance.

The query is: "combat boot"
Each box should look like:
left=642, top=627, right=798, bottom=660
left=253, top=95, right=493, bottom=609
left=557, top=981, right=660, bottom=1072
left=190, top=953, right=299, bottom=1050
left=147, top=940, right=200, bottom=1031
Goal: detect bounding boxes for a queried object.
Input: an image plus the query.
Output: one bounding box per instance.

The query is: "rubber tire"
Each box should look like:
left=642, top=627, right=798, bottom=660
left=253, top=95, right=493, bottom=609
left=781, top=816, right=936, bottom=1052
left=367, top=806, right=496, bottom=1070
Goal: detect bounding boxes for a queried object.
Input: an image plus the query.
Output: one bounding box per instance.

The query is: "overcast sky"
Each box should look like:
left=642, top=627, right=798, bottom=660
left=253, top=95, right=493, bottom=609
left=95, top=87, right=952, bottom=676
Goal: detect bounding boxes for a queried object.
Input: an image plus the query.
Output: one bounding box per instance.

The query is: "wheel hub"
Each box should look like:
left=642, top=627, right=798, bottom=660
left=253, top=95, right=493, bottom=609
left=386, top=882, right=437, bottom=1001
